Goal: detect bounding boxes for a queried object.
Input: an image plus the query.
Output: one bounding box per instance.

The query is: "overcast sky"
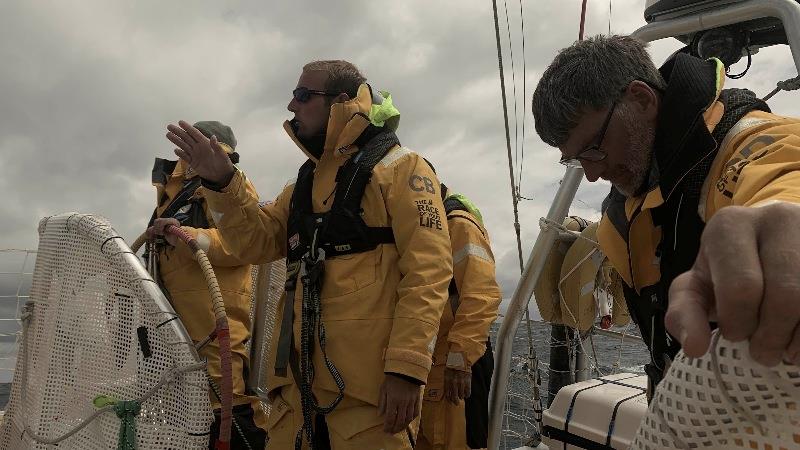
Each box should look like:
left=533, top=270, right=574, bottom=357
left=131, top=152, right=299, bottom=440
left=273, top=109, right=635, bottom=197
left=2, top=0, right=799, bottom=322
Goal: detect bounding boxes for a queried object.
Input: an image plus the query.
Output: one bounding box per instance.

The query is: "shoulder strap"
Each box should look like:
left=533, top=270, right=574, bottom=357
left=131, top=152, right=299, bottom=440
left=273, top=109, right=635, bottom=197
left=148, top=177, right=206, bottom=228
left=331, top=127, right=400, bottom=214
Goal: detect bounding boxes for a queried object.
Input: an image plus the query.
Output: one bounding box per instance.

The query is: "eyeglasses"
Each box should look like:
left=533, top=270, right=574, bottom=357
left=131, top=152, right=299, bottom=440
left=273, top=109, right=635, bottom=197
left=292, top=87, right=340, bottom=103
left=559, top=100, right=618, bottom=168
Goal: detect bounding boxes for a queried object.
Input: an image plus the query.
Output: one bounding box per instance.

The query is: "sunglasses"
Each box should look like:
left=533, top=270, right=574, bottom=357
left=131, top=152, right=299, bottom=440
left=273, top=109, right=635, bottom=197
left=292, top=87, right=340, bottom=103
left=559, top=100, right=617, bottom=168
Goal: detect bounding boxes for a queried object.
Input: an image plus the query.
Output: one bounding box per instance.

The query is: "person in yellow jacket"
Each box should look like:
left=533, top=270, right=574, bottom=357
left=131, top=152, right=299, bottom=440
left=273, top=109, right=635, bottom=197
left=152, top=60, right=453, bottom=449
left=416, top=185, right=501, bottom=450
left=149, top=121, right=266, bottom=449
left=146, top=120, right=268, bottom=449
left=532, top=35, right=800, bottom=394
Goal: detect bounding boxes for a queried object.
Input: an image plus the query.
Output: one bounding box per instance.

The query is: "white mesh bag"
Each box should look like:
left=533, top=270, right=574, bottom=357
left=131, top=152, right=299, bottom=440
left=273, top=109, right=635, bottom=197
left=0, top=213, right=212, bottom=449
left=632, top=332, right=800, bottom=449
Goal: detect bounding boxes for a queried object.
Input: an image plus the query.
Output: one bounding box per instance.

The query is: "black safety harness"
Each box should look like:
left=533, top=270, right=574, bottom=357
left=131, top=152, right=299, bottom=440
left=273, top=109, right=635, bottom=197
left=273, top=126, right=399, bottom=449
left=602, top=54, right=770, bottom=392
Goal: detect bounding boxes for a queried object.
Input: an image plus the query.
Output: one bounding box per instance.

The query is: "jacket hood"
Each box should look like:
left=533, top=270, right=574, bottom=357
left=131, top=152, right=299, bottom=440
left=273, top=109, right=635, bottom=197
left=284, top=83, right=400, bottom=163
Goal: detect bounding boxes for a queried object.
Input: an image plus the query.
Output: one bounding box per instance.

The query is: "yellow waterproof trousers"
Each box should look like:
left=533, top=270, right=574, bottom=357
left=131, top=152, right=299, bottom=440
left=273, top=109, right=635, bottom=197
left=265, top=383, right=419, bottom=449
left=417, top=398, right=468, bottom=450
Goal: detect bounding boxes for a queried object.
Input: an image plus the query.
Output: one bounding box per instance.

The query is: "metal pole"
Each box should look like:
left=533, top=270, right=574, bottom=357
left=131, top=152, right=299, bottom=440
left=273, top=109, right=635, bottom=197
left=574, top=331, right=591, bottom=382
left=488, top=166, right=584, bottom=450
left=547, top=324, right=572, bottom=407
left=632, top=0, right=800, bottom=75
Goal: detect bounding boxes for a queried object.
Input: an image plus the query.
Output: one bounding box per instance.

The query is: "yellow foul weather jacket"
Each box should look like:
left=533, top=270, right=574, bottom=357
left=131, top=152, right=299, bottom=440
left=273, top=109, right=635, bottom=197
left=598, top=67, right=800, bottom=295
left=152, top=147, right=261, bottom=411
left=199, top=84, right=453, bottom=410
left=595, top=54, right=800, bottom=387
left=419, top=190, right=501, bottom=450
left=427, top=190, right=500, bottom=387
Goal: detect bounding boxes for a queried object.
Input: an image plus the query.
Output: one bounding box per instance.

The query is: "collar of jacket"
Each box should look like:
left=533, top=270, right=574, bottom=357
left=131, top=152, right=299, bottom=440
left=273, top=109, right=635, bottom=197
left=634, top=54, right=725, bottom=210
left=284, top=83, right=395, bottom=164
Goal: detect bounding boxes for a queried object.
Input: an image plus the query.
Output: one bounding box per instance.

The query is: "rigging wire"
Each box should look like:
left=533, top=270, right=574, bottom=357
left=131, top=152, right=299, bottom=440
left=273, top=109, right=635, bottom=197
left=502, top=0, right=521, bottom=203
left=493, top=0, right=542, bottom=443
left=579, top=0, right=589, bottom=40
left=491, top=0, right=524, bottom=282
left=490, top=3, right=538, bottom=441
left=516, top=0, right=529, bottom=199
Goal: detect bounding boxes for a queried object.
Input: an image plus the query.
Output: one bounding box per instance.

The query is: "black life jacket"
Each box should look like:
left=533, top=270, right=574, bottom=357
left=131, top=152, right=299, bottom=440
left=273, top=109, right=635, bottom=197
left=273, top=126, right=399, bottom=378
left=149, top=158, right=214, bottom=229
left=276, top=126, right=402, bottom=449
left=603, top=54, right=770, bottom=388
left=284, top=126, right=399, bottom=268
left=148, top=152, right=240, bottom=228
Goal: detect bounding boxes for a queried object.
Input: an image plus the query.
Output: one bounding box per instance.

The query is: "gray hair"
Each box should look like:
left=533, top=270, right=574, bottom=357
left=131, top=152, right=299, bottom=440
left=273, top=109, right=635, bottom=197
left=532, top=35, right=666, bottom=147
left=303, top=60, right=367, bottom=100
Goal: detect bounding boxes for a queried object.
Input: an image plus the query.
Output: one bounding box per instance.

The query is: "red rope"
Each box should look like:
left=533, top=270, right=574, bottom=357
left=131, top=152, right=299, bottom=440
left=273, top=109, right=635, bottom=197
left=164, top=224, right=233, bottom=449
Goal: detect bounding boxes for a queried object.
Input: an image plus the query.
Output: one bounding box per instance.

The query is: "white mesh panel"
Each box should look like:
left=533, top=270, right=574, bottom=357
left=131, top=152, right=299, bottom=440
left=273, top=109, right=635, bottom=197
left=0, top=213, right=212, bottom=449
left=632, top=333, right=800, bottom=449
left=247, top=260, right=285, bottom=414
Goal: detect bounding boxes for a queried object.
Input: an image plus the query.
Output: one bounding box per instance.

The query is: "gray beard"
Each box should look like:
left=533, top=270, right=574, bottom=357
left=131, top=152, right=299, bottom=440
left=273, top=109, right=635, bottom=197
left=614, top=104, right=655, bottom=197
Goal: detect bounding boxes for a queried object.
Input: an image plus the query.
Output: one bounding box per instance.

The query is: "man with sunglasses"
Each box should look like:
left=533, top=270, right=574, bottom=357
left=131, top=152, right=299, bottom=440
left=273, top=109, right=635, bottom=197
left=533, top=35, right=800, bottom=395
left=154, top=60, right=452, bottom=449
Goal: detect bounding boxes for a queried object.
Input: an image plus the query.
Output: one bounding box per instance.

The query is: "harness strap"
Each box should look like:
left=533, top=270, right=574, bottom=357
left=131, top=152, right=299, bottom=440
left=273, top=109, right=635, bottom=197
left=274, top=261, right=300, bottom=377
left=281, top=128, right=400, bottom=448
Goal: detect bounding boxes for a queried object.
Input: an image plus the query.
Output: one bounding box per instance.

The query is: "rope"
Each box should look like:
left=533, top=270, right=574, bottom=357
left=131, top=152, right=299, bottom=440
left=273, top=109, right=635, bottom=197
left=134, top=225, right=234, bottom=449
left=539, top=217, right=600, bottom=246
left=130, top=232, right=148, bottom=254
left=166, top=225, right=234, bottom=448
left=207, top=374, right=255, bottom=450
left=294, top=249, right=346, bottom=449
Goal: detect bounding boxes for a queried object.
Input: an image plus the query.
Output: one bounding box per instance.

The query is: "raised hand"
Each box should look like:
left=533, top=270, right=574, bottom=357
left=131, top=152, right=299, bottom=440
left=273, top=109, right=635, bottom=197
left=166, top=120, right=235, bottom=186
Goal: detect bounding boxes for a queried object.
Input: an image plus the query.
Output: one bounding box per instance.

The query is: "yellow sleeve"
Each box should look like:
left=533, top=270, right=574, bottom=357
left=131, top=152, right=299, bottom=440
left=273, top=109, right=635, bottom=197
left=446, top=212, right=501, bottom=370
left=168, top=177, right=265, bottom=266
left=197, top=169, right=291, bottom=265
left=712, top=120, right=800, bottom=209
left=381, top=152, right=453, bottom=382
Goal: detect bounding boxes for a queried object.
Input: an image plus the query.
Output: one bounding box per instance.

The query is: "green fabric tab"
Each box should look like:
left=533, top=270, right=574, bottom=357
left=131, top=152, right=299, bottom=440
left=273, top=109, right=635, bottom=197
left=369, top=91, right=400, bottom=131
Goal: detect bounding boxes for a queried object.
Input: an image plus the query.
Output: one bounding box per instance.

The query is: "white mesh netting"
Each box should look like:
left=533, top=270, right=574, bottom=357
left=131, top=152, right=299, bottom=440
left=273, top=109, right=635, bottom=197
left=0, top=213, right=213, bottom=449
left=246, top=259, right=285, bottom=415
left=632, top=332, right=800, bottom=449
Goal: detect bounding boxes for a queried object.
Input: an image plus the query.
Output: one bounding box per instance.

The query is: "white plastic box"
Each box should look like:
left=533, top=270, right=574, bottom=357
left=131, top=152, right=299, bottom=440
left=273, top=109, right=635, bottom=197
left=542, top=373, right=648, bottom=449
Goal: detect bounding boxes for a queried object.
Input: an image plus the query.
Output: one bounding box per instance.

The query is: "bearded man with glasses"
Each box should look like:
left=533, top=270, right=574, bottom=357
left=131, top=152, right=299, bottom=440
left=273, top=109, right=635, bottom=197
left=533, top=35, right=800, bottom=398
left=152, top=60, right=452, bottom=449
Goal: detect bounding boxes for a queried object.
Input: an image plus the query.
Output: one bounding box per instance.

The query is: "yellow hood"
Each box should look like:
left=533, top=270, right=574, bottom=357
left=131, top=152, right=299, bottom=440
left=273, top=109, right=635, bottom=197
left=283, top=83, right=401, bottom=162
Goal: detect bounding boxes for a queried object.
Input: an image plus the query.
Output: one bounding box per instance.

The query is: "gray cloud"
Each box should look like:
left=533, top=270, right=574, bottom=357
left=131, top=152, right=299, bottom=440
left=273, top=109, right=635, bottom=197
left=2, top=0, right=800, bottom=322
